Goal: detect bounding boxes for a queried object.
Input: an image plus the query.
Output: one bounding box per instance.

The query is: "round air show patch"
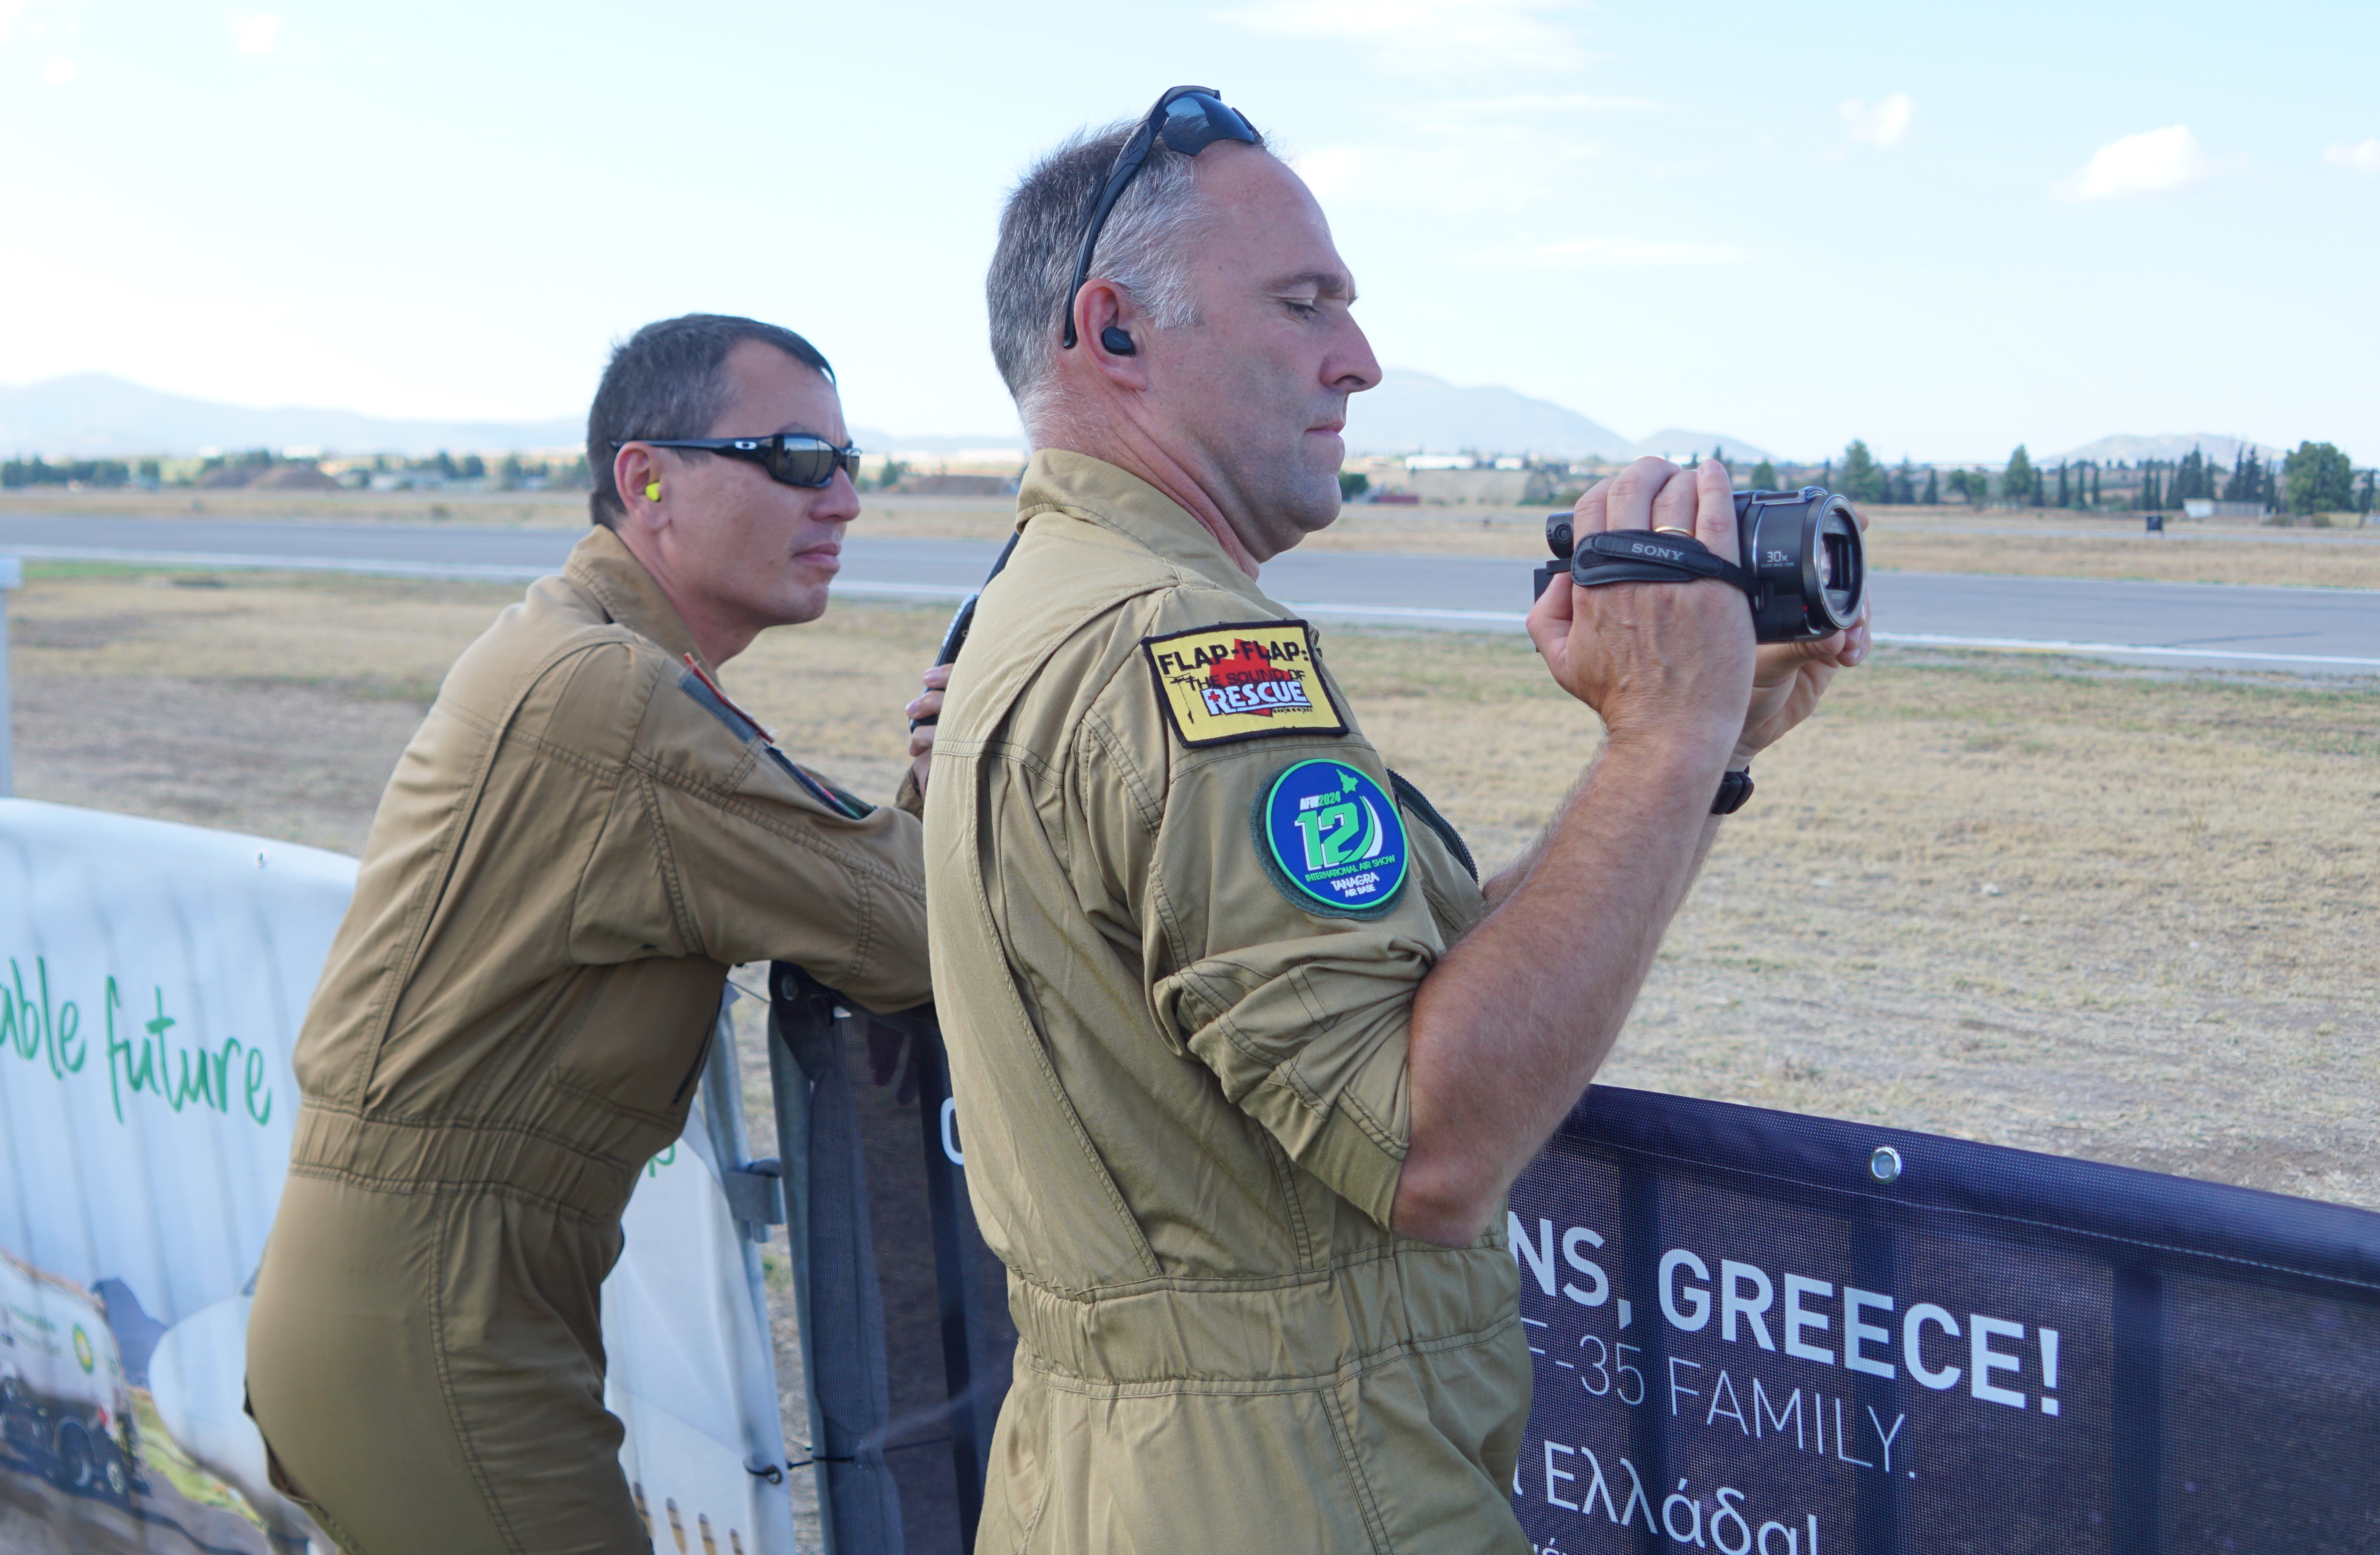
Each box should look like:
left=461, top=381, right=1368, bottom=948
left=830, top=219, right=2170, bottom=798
left=1256, top=758, right=1409, bottom=917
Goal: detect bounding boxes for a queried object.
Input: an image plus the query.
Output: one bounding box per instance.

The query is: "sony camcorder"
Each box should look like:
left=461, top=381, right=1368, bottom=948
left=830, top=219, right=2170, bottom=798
left=1531, top=486, right=1865, bottom=643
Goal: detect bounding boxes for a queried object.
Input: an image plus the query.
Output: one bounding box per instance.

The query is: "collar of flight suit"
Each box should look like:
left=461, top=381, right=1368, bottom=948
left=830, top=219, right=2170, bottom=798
left=561, top=523, right=718, bottom=679
left=1015, top=448, right=1274, bottom=608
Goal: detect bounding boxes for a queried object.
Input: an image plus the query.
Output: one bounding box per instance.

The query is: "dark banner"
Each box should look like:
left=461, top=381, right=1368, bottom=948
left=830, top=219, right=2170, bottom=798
left=1510, top=1086, right=2380, bottom=1555
left=782, top=964, right=2380, bottom=1555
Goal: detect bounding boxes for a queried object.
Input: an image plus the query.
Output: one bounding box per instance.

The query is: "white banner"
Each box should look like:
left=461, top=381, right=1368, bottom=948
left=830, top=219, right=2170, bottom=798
left=0, top=799, right=794, bottom=1555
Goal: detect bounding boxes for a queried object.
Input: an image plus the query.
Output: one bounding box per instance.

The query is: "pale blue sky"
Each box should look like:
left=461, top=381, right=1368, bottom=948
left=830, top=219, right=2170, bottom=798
left=2, top=0, right=2373, bottom=462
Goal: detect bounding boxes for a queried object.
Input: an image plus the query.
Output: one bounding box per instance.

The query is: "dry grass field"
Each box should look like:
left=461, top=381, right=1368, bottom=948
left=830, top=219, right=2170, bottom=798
left=7, top=563, right=2373, bottom=1213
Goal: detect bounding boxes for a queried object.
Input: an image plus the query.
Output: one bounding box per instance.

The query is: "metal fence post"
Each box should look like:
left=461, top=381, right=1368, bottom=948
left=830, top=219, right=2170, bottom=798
left=1, top=555, right=21, bottom=797
left=770, top=965, right=904, bottom=1555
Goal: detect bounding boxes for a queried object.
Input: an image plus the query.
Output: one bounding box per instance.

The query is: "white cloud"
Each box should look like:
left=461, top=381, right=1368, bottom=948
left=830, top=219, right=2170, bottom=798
left=1470, top=237, right=1745, bottom=267
left=225, top=10, right=280, bottom=55
left=2324, top=138, right=2380, bottom=174
left=1839, top=93, right=1913, bottom=148
left=1215, top=0, right=1589, bottom=77
left=0, top=0, right=74, bottom=49
left=2052, top=124, right=2215, bottom=201
left=39, top=51, right=71, bottom=83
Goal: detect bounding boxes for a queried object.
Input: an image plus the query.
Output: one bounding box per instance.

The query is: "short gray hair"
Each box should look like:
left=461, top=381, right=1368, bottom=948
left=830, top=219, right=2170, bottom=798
left=585, top=313, right=834, bottom=527
left=987, top=117, right=1266, bottom=429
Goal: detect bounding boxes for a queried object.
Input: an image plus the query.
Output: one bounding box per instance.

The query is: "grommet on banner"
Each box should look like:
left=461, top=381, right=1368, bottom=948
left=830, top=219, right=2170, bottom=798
left=1870, top=1145, right=1903, bottom=1184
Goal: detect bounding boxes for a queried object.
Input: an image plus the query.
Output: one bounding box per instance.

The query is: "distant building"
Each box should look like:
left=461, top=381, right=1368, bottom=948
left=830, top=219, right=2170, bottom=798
left=894, top=473, right=1015, bottom=497
left=1404, top=467, right=1553, bottom=505
left=2181, top=499, right=2269, bottom=519
left=1342, top=454, right=1555, bottom=505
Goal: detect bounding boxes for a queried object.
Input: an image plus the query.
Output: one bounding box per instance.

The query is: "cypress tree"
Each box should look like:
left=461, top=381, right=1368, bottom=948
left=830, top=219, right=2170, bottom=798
left=1922, top=467, right=1939, bottom=505
left=2004, top=445, right=2036, bottom=506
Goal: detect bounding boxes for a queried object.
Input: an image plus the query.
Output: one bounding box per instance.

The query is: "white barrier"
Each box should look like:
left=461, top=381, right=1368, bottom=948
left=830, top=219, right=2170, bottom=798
left=0, top=799, right=794, bottom=1555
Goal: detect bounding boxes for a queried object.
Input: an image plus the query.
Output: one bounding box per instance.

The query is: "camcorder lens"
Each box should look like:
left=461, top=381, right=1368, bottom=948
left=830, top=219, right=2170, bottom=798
left=1816, top=500, right=1863, bottom=629
left=1734, top=488, right=1865, bottom=641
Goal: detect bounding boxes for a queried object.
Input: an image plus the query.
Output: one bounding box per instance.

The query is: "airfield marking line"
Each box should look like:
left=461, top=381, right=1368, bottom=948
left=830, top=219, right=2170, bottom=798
left=7, top=546, right=2374, bottom=667
left=1872, top=631, right=2380, bottom=668
left=1284, top=603, right=1530, bottom=624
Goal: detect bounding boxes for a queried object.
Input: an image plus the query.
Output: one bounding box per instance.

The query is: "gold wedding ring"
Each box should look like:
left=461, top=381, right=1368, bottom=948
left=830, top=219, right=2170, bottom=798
left=1653, top=526, right=1696, bottom=537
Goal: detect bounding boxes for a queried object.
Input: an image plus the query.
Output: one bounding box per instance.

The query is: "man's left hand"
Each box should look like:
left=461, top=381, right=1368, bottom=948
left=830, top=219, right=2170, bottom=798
left=1729, top=505, right=1872, bottom=769
left=906, top=662, right=953, bottom=793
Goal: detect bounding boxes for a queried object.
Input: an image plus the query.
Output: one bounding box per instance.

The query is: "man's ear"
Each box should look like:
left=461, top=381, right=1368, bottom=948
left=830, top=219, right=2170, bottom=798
left=613, top=443, right=666, bottom=529
left=1073, top=279, right=1152, bottom=389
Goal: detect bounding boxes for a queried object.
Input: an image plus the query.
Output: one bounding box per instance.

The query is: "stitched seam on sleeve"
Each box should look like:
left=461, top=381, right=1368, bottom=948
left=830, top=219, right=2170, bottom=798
left=844, top=874, right=876, bottom=988
left=1339, top=1090, right=1408, bottom=1162
left=628, top=750, right=925, bottom=897
left=636, top=769, right=701, bottom=959
left=1082, top=709, right=1162, bottom=836
left=1204, top=997, right=1411, bottom=1163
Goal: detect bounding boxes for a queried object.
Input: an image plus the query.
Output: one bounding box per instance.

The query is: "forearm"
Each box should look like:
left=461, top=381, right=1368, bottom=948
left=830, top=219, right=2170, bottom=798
left=1394, top=736, right=1726, bottom=1243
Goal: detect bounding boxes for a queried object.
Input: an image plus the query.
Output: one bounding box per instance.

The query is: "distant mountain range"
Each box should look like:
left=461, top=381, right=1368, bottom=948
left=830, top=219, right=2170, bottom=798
left=0, top=374, right=586, bottom=458
left=2045, top=433, right=2286, bottom=466
left=1344, top=371, right=1775, bottom=464
left=2, top=370, right=2299, bottom=473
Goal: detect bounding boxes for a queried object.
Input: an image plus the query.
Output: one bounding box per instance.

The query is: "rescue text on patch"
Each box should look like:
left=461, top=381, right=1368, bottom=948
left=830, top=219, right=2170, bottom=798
left=1140, top=620, right=1348, bottom=747
left=1200, top=679, right=1314, bottom=716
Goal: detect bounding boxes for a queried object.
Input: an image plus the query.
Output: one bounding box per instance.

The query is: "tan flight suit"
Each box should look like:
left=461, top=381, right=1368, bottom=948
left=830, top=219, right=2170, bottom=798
left=247, top=525, right=930, bottom=1555
left=924, top=451, right=1530, bottom=1554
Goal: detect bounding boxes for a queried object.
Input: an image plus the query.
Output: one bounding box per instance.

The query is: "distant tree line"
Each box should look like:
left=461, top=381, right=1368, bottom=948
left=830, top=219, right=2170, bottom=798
left=2, top=455, right=155, bottom=488
left=0, top=449, right=591, bottom=491
left=1740, top=438, right=2374, bottom=519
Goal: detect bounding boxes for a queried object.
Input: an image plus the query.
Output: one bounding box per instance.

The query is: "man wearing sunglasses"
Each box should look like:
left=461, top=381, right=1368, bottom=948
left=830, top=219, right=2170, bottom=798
left=922, top=91, right=1867, bottom=1551
left=247, top=313, right=934, bottom=1555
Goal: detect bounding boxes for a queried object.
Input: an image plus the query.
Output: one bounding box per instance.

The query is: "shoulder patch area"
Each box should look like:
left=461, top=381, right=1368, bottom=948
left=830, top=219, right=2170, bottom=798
left=1140, top=618, right=1347, bottom=748
left=675, top=663, right=872, bottom=819
left=1252, top=758, right=1409, bottom=918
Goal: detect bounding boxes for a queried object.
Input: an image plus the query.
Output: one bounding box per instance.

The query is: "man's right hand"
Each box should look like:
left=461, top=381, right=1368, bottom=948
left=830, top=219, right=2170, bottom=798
left=1525, top=456, right=1754, bottom=767
left=905, top=662, right=954, bottom=794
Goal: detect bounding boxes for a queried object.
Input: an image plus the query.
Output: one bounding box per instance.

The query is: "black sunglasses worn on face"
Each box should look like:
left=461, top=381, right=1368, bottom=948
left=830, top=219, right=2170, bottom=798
left=1060, top=85, right=1261, bottom=349
left=614, top=434, right=862, bottom=490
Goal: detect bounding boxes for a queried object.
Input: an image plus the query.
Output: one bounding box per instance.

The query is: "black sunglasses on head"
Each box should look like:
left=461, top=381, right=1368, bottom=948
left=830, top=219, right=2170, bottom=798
left=1060, top=85, right=1260, bottom=349
left=614, top=434, right=861, bottom=490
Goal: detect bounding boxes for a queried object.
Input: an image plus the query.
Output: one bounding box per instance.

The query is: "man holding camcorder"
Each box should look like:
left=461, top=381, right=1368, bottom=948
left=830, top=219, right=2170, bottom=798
left=919, top=89, right=1869, bottom=1552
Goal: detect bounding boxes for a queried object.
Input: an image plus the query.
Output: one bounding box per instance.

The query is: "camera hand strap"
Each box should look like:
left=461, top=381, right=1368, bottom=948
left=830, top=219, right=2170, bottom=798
left=1569, top=530, right=1759, bottom=594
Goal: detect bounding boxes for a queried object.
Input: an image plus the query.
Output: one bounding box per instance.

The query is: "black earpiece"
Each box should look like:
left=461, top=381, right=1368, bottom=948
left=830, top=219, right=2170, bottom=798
left=1099, top=325, right=1137, bottom=356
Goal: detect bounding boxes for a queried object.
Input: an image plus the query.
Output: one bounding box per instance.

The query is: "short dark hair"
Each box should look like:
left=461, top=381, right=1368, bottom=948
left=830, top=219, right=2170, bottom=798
left=585, top=314, right=834, bottom=527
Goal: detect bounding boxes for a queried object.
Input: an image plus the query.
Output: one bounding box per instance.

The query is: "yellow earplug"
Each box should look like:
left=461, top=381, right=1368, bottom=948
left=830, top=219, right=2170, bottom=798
left=643, top=480, right=661, bottom=501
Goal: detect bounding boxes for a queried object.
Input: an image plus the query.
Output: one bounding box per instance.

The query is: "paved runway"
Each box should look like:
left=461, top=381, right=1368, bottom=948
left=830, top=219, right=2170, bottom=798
left=3, top=513, right=2375, bottom=674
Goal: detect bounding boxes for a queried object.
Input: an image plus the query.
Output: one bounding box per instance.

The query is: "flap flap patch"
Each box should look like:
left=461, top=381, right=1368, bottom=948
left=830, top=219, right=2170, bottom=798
left=1141, top=619, right=1347, bottom=748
